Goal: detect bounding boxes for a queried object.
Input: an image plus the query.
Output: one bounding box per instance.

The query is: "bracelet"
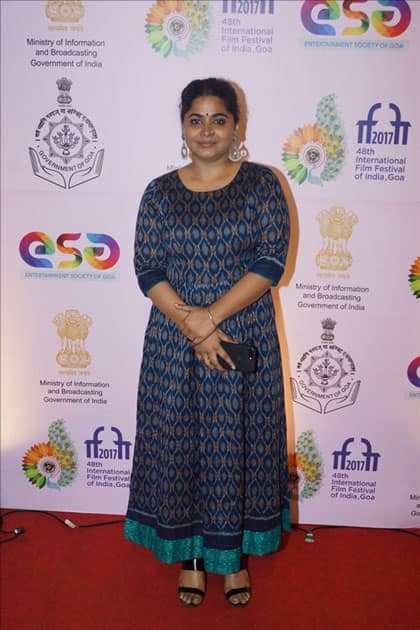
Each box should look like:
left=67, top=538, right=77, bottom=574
left=192, top=325, right=218, bottom=347
left=207, top=308, right=219, bottom=328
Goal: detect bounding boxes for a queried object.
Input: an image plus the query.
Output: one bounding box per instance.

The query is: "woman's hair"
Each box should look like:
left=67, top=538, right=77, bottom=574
left=180, top=78, right=240, bottom=124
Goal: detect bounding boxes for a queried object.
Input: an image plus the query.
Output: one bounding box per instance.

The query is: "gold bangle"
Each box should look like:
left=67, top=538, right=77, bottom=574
left=207, top=308, right=218, bottom=328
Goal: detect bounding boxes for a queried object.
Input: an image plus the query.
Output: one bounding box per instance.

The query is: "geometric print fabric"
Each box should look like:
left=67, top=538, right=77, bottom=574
left=125, top=162, right=290, bottom=574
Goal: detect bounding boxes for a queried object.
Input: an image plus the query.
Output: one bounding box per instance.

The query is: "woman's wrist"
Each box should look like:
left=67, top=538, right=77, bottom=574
left=207, top=307, right=219, bottom=328
left=179, top=308, right=217, bottom=342
left=208, top=304, right=225, bottom=327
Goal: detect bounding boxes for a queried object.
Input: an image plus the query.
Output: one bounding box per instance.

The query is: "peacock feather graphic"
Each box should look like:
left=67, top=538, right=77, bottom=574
left=296, top=430, right=323, bottom=500
left=282, top=94, right=345, bottom=186
left=22, top=419, right=77, bottom=490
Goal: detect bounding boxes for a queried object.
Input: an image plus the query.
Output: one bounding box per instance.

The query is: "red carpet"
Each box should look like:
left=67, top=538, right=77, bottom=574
left=1, top=511, right=419, bottom=630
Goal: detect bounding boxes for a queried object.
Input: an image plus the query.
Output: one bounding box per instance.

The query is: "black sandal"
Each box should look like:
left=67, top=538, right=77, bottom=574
left=224, top=556, right=251, bottom=608
left=178, top=558, right=206, bottom=607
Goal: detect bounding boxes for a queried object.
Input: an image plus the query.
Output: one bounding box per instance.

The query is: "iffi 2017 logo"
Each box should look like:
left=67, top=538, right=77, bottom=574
left=356, top=103, right=411, bottom=146
left=300, top=0, right=411, bottom=38
left=22, top=419, right=77, bottom=490
left=333, top=437, right=381, bottom=472
left=282, top=94, right=345, bottom=186
left=291, top=318, right=360, bottom=414
left=29, top=78, right=104, bottom=189
left=222, top=0, right=275, bottom=14
left=84, top=426, right=132, bottom=460
left=145, top=0, right=211, bottom=58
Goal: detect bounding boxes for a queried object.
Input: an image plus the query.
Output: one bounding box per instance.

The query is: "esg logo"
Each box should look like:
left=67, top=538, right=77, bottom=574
left=19, top=232, right=120, bottom=269
left=301, top=0, right=411, bottom=38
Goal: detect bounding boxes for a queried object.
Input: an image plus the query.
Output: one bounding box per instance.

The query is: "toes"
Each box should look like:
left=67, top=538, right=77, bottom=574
left=179, top=592, right=203, bottom=606
left=228, top=592, right=250, bottom=606
left=224, top=569, right=251, bottom=606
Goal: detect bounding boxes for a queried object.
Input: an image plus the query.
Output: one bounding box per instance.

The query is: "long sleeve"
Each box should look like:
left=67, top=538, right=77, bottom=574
left=248, top=167, right=290, bottom=286
left=134, top=180, right=168, bottom=296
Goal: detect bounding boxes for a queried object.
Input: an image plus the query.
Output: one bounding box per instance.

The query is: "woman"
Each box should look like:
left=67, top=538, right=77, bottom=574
left=125, top=78, right=290, bottom=607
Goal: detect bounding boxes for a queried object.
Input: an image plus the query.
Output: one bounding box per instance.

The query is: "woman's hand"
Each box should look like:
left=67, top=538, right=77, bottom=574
left=175, top=304, right=214, bottom=344
left=174, top=304, right=236, bottom=372
left=193, top=328, right=236, bottom=372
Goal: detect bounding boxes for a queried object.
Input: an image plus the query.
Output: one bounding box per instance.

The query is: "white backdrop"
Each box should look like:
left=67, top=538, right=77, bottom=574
left=1, top=0, right=419, bottom=528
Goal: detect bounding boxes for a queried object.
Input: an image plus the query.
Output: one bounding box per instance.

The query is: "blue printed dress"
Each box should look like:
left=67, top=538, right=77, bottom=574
left=125, top=161, right=290, bottom=574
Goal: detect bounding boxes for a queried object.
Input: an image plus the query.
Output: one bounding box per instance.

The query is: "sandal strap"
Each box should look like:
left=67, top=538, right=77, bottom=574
left=225, top=586, right=251, bottom=598
left=178, top=586, right=205, bottom=597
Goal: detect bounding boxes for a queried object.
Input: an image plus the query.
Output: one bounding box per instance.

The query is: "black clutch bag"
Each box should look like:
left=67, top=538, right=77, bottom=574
left=218, top=341, right=258, bottom=373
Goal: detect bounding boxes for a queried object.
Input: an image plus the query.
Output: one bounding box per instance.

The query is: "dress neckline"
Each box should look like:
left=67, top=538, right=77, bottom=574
left=176, top=161, right=245, bottom=193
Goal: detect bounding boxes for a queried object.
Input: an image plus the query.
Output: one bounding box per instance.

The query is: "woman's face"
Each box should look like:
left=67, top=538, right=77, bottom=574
left=182, top=96, right=237, bottom=163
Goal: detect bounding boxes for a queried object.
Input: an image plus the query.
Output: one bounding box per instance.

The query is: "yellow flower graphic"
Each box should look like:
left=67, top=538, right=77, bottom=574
left=22, top=442, right=61, bottom=489
left=283, top=124, right=324, bottom=185
left=22, top=420, right=77, bottom=490
left=283, top=95, right=345, bottom=185
left=409, top=256, right=420, bottom=298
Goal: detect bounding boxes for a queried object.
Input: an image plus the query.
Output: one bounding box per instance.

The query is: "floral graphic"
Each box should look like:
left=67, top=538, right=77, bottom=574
left=145, top=0, right=210, bottom=58
left=22, top=420, right=77, bottom=490
left=283, top=94, right=345, bottom=185
left=409, top=256, right=420, bottom=299
left=291, top=430, right=323, bottom=501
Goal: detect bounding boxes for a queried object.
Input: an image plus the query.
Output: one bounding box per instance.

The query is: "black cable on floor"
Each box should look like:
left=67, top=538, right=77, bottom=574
left=1, top=509, right=419, bottom=543
left=0, top=508, right=124, bottom=542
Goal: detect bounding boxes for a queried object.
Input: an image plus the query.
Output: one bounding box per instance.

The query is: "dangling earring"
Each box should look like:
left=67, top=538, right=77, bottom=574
left=228, top=135, right=249, bottom=162
left=181, top=136, right=188, bottom=159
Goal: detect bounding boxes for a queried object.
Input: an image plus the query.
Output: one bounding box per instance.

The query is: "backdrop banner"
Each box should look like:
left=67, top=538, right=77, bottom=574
left=1, top=0, right=419, bottom=528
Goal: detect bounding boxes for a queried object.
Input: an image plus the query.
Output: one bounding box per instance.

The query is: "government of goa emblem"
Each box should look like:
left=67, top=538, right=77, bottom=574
left=290, top=319, right=360, bottom=414
left=29, top=77, right=104, bottom=189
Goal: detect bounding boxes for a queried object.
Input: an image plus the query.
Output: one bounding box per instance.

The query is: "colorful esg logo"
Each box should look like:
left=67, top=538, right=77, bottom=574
left=22, top=419, right=77, bottom=490
left=19, top=232, right=120, bottom=269
left=283, top=94, right=345, bottom=186
left=409, top=257, right=420, bottom=299
left=301, top=0, right=411, bottom=38
left=407, top=357, right=420, bottom=388
left=145, top=0, right=211, bottom=58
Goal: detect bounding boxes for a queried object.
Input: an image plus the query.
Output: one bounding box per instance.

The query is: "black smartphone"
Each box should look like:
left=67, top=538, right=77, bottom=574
left=218, top=341, right=258, bottom=373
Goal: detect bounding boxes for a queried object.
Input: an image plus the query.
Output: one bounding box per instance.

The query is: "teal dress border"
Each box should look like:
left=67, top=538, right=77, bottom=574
left=124, top=508, right=290, bottom=575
